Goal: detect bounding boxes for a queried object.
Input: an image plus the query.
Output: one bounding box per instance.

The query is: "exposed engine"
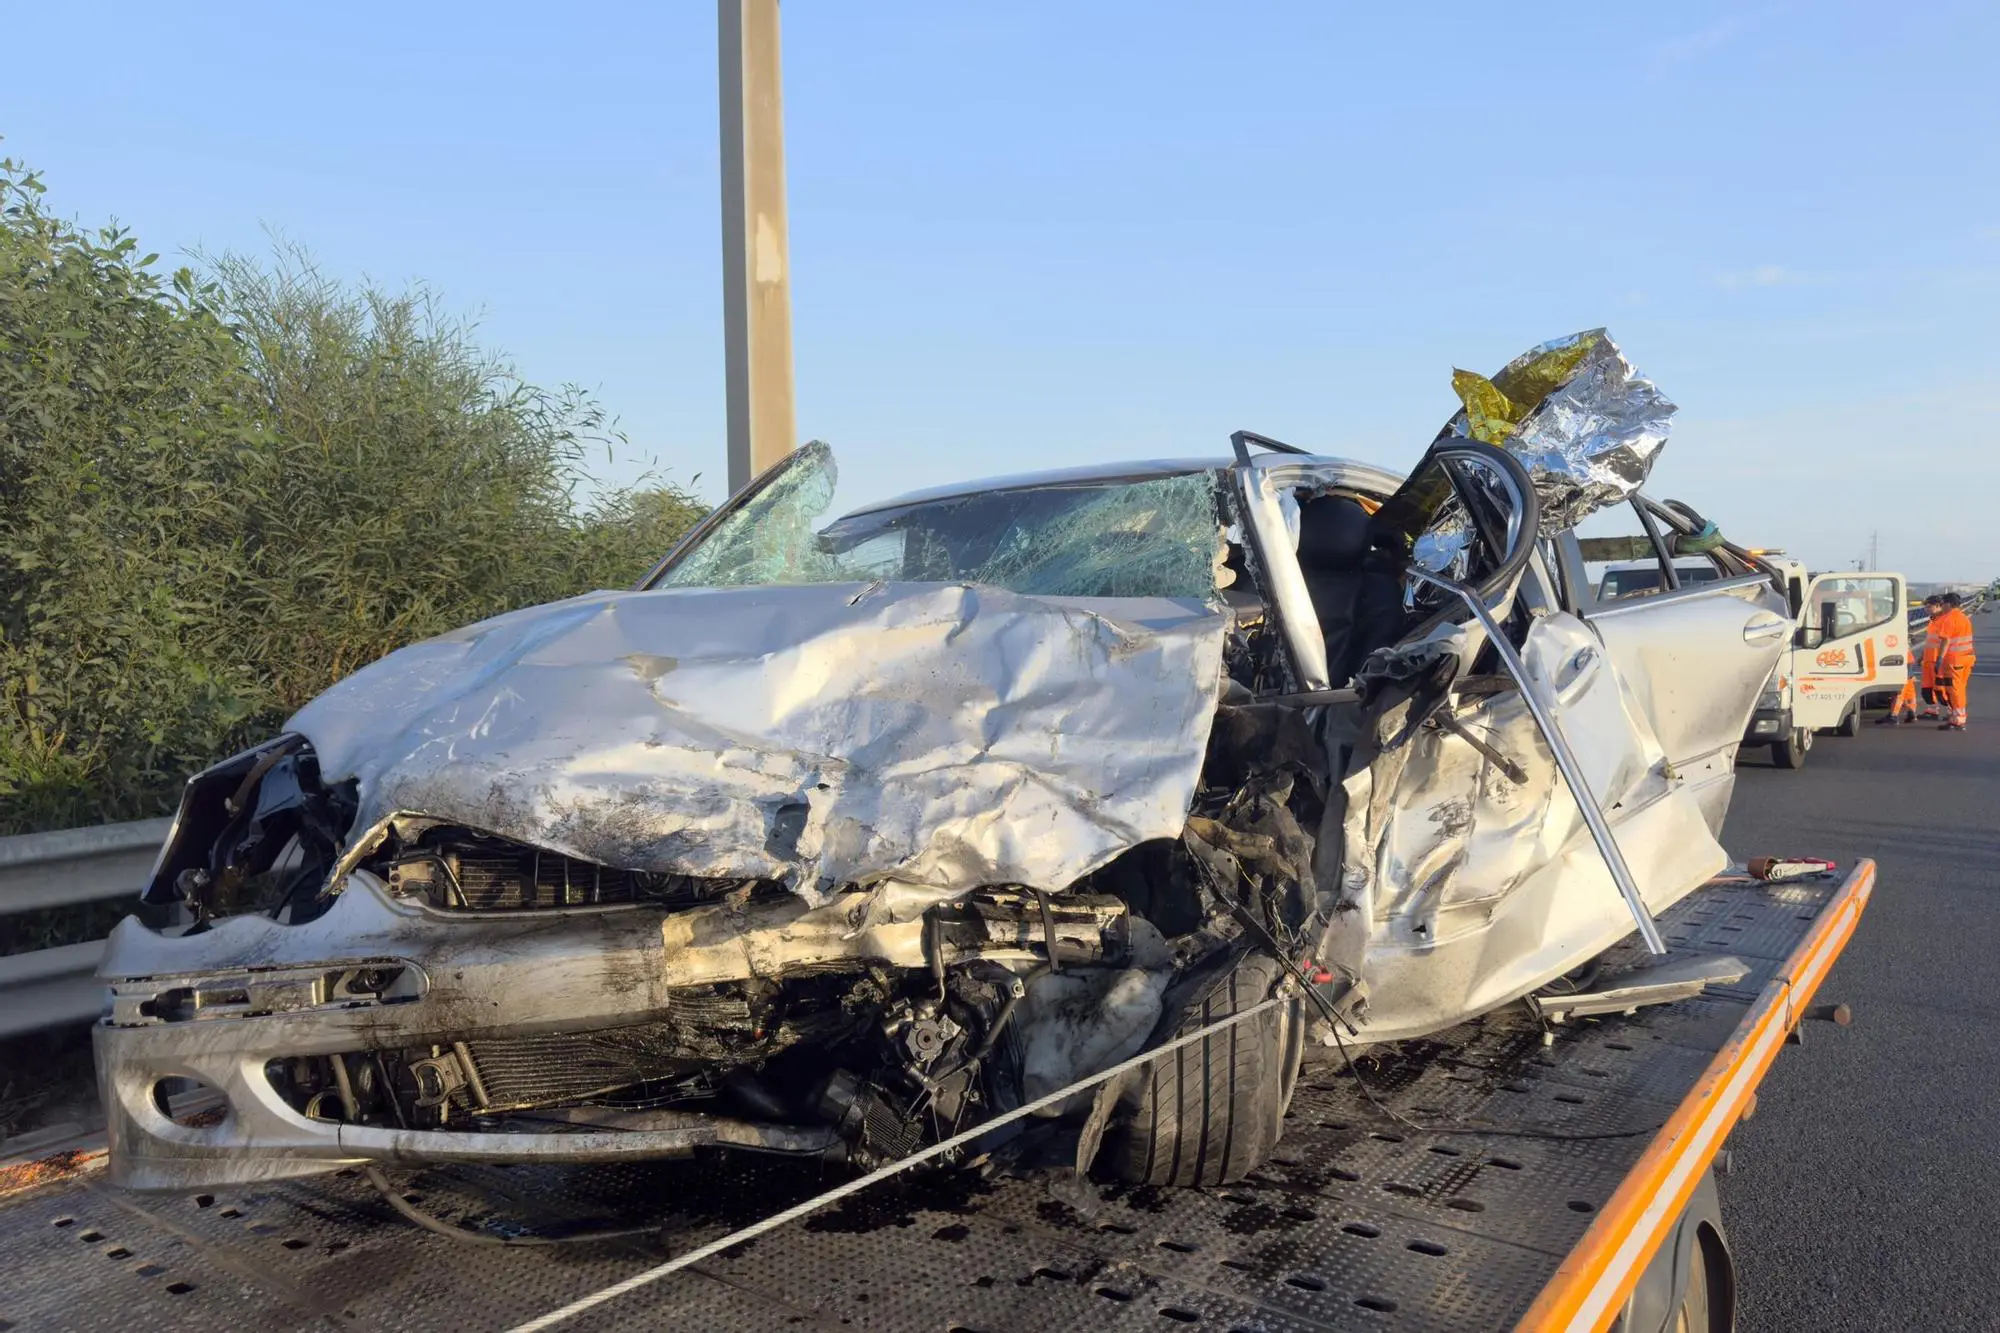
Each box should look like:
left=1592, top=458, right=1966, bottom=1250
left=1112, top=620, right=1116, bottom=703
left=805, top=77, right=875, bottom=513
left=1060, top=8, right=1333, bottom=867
left=265, top=959, right=1031, bottom=1168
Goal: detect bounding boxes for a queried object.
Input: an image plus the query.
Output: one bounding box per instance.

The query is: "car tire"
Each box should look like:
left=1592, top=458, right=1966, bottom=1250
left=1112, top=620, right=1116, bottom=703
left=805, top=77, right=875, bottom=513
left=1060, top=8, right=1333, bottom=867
left=1103, top=950, right=1302, bottom=1187
left=1835, top=706, right=1861, bottom=738
left=1772, top=727, right=1811, bottom=769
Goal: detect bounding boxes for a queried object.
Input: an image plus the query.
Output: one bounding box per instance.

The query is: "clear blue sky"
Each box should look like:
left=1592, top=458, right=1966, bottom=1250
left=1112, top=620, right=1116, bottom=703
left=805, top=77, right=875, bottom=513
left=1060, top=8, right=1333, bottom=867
left=3, top=2, right=1993, bottom=579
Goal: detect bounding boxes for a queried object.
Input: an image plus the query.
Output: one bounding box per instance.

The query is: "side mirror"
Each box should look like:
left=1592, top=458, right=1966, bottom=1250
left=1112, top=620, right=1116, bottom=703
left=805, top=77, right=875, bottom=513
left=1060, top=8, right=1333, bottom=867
left=1818, top=602, right=1838, bottom=644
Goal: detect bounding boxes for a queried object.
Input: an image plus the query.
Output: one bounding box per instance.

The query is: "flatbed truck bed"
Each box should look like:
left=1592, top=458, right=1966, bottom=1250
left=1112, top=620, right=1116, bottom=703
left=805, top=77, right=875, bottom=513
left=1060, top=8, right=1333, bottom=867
left=2, top=859, right=1875, bottom=1333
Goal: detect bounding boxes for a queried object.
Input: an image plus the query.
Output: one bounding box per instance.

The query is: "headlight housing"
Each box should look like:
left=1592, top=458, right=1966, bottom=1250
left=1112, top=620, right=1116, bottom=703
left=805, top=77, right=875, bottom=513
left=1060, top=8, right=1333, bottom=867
left=1756, top=668, right=1786, bottom=712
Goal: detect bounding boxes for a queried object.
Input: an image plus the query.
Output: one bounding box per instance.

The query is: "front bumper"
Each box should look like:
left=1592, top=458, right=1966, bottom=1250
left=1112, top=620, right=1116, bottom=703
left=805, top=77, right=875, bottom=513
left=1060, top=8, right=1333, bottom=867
left=92, top=871, right=716, bottom=1192
left=1744, top=706, right=1790, bottom=741
left=94, top=862, right=1117, bottom=1192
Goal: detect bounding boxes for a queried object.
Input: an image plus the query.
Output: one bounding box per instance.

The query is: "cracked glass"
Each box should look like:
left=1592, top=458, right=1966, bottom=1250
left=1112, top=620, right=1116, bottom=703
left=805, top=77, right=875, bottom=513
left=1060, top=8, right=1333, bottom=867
left=656, top=444, right=1224, bottom=600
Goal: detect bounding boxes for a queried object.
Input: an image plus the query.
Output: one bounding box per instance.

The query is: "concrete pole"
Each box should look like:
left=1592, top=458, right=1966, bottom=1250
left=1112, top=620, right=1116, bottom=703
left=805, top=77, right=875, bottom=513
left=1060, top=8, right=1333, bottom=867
left=719, top=0, right=797, bottom=493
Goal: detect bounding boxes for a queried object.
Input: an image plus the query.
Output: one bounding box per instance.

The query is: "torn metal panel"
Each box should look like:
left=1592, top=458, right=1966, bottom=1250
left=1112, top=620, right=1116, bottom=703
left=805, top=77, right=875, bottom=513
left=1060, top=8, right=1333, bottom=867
left=1328, top=613, right=1729, bottom=1044
left=289, top=583, right=1229, bottom=905
left=1529, top=953, right=1750, bottom=1023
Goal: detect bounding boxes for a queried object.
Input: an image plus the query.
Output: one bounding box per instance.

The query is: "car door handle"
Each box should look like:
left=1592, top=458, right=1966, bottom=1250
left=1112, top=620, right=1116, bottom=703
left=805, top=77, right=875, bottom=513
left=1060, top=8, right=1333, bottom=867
left=1550, top=645, right=1599, bottom=704
left=1742, top=614, right=1790, bottom=644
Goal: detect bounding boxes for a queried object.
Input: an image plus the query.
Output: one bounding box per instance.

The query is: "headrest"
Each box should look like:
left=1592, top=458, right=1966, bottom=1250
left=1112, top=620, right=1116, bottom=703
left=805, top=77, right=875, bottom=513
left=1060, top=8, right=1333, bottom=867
left=1295, top=495, right=1373, bottom=571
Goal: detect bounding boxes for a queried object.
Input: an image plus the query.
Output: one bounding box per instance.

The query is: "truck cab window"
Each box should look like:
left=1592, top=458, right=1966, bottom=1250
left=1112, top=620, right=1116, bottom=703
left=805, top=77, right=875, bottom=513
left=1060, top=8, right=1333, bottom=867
left=1808, top=575, right=1900, bottom=642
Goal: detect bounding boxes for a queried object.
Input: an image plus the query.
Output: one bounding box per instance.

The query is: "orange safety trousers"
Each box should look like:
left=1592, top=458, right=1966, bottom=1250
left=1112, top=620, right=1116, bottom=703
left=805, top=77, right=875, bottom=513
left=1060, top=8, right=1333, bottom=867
left=1939, top=661, right=1974, bottom=726
left=1911, top=650, right=1942, bottom=715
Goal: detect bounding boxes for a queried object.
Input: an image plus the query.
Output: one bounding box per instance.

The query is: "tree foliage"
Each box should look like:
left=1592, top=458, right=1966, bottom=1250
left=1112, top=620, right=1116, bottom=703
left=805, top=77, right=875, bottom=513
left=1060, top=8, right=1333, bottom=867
left=0, top=157, right=705, bottom=839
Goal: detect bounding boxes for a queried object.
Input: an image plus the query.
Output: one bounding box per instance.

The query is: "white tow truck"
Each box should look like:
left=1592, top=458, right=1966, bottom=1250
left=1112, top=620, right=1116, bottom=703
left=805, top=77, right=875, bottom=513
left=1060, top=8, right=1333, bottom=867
left=1739, top=553, right=1908, bottom=768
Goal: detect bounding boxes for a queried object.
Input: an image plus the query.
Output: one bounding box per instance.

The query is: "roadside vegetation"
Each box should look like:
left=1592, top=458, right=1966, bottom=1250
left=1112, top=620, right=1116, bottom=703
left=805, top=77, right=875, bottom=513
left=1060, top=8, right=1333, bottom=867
left=0, top=154, right=706, bottom=950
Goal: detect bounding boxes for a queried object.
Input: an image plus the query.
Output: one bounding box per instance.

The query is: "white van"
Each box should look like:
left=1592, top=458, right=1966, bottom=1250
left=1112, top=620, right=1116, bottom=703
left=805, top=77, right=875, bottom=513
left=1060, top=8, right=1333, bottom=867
left=1742, top=557, right=1908, bottom=768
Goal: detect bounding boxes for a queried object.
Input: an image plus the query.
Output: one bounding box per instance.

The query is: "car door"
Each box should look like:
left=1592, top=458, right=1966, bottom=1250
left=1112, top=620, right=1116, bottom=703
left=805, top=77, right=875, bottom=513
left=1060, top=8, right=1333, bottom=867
left=1791, top=572, right=1908, bottom=730
left=1242, top=445, right=1742, bottom=1038
left=1558, top=496, right=1792, bottom=831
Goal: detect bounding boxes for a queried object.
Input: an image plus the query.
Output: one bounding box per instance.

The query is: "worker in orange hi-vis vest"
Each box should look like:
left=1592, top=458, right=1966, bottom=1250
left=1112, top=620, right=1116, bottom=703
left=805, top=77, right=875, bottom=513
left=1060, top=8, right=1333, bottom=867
left=1931, top=592, right=1978, bottom=731
left=1881, top=596, right=1944, bottom=724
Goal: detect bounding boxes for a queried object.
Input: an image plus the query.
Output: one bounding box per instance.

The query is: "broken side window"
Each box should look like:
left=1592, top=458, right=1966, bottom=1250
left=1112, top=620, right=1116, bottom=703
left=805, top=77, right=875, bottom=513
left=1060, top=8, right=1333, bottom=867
left=1574, top=500, right=1674, bottom=605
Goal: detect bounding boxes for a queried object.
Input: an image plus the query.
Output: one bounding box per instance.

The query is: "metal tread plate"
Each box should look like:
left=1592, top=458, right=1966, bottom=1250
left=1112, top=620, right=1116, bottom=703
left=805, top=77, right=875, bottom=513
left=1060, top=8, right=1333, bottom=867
left=0, top=871, right=1843, bottom=1333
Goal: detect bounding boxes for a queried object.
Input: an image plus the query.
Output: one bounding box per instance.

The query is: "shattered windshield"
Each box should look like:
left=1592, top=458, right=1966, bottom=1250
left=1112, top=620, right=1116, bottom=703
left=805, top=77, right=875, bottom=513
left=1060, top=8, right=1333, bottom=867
left=653, top=443, right=1224, bottom=599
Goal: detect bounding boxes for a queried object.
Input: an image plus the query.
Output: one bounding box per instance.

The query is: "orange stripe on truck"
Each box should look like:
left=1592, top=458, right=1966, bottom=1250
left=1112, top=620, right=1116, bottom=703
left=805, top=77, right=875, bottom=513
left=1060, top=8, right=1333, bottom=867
left=1514, top=859, right=1877, bottom=1333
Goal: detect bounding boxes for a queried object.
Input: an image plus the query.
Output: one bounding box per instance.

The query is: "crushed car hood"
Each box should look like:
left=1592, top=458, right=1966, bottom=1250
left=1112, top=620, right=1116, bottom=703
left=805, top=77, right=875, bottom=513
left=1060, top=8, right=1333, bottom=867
left=290, top=582, right=1230, bottom=904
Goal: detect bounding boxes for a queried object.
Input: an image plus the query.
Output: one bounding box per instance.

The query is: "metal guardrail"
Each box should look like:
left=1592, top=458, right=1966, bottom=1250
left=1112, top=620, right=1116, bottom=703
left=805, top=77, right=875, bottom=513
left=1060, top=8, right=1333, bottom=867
left=0, top=818, right=171, bottom=1038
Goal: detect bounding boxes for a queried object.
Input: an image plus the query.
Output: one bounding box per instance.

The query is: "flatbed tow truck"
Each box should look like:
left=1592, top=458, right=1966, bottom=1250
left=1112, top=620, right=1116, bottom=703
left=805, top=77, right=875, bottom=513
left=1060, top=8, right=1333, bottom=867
left=2, top=858, right=1873, bottom=1333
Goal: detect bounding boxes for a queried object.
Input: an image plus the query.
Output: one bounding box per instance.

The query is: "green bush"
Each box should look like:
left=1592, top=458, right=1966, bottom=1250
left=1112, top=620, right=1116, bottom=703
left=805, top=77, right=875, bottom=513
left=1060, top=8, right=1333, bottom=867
left=0, top=155, right=706, bottom=850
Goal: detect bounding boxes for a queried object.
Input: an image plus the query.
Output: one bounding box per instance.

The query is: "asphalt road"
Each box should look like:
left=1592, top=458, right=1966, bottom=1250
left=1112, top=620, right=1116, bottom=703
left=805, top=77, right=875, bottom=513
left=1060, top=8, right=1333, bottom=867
left=1720, top=613, right=2000, bottom=1332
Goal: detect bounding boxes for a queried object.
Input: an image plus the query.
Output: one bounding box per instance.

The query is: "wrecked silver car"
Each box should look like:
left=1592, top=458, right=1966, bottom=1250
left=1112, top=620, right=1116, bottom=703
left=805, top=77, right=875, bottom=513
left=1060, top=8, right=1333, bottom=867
left=96, top=331, right=1793, bottom=1192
